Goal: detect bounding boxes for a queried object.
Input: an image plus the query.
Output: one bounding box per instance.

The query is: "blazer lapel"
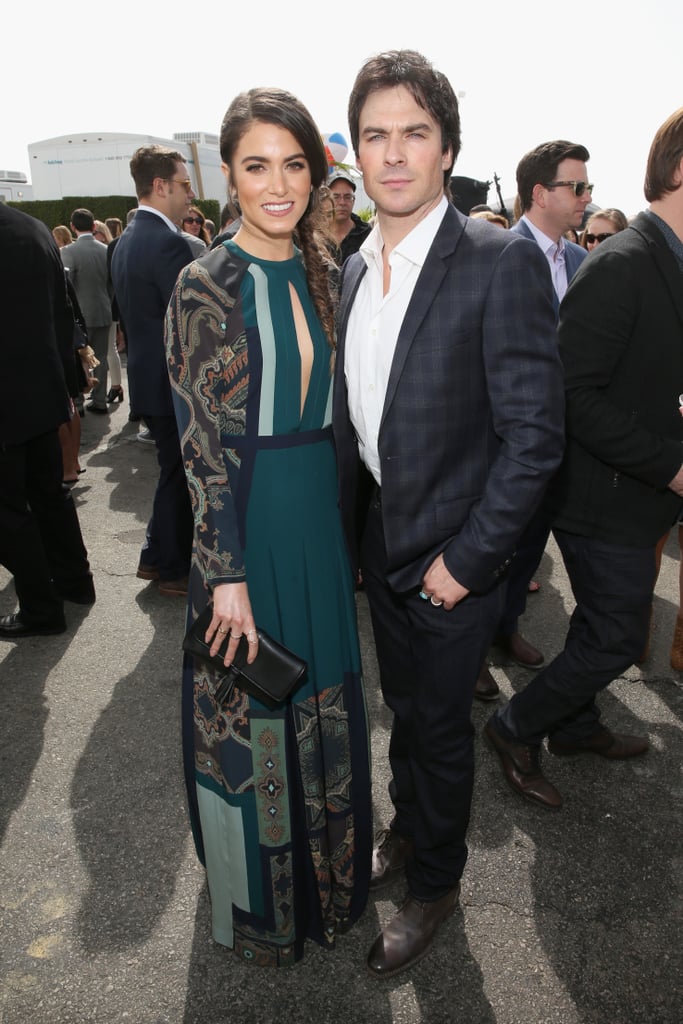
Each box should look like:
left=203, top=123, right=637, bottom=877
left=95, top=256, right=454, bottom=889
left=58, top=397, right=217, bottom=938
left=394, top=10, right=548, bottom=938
left=336, top=255, right=367, bottom=377
left=381, top=204, right=463, bottom=428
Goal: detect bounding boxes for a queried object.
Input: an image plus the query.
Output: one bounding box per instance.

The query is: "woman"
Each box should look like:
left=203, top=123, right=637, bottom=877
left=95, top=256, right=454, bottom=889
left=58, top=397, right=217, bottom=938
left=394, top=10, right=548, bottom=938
left=580, top=207, right=628, bottom=251
left=105, top=216, right=123, bottom=239
left=166, top=87, right=371, bottom=966
left=93, top=220, right=125, bottom=404
left=181, top=204, right=211, bottom=246
left=52, top=224, right=73, bottom=248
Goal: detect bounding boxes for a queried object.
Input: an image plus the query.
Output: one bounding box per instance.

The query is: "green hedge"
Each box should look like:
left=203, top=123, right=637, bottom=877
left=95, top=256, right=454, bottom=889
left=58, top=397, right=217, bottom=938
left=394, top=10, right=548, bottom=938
left=8, top=196, right=221, bottom=233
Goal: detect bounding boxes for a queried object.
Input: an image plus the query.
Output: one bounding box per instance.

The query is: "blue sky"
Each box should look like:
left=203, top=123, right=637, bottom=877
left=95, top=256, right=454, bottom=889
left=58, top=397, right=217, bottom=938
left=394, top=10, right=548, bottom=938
left=5, top=0, right=681, bottom=217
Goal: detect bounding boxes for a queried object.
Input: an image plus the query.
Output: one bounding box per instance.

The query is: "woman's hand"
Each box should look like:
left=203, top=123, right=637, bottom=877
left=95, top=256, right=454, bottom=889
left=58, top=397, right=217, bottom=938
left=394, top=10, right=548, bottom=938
left=205, top=581, right=259, bottom=665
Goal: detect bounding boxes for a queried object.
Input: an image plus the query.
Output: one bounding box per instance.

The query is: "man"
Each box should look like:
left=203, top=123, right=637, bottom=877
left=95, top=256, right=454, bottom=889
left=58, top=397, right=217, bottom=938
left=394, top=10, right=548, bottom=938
left=328, top=168, right=371, bottom=262
left=479, top=141, right=592, bottom=688
left=61, top=208, right=112, bottom=413
left=0, top=205, right=94, bottom=638
left=111, top=145, right=196, bottom=597
left=486, top=107, right=683, bottom=809
left=333, top=50, right=565, bottom=978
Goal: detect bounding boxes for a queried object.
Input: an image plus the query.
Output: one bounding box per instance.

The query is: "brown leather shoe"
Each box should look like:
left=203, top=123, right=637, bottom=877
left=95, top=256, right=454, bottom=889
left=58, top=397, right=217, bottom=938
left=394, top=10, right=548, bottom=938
left=158, top=577, right=188, bottom=597
left=496, top=631, right=544, bottom=669
left=370, top=829, right=414, bottom=890
left=367, top=885, right=460, bottom=978
left=548, top=726, right=649, bottom=759
left=136, top=563, right=160, bottom=581
left=484, top=716, right=562, bottom=809
left=474, top=664, right=500, bottom=702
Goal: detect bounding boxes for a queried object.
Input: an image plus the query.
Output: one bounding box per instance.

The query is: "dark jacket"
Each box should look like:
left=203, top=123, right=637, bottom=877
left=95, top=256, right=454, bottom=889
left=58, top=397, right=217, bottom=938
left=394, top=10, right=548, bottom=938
left=547, top=212, right=683, bottom=545
left=333, top=203, right=565, bottom=594
left=339, top=213, right=372, bottom=264
left=111, top=210, right=193, bottom=417
left=0, top=205, right=72, bottom=445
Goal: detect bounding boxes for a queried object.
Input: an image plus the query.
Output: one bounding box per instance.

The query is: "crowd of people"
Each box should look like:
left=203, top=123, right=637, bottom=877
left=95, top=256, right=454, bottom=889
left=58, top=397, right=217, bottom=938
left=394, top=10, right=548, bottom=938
left=1, top=48, right=682, bottom=982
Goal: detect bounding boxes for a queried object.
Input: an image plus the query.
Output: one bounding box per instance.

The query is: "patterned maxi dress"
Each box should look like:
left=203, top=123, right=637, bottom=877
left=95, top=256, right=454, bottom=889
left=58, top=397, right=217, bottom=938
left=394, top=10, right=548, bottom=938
left=166, top=240, right=372, bottom=966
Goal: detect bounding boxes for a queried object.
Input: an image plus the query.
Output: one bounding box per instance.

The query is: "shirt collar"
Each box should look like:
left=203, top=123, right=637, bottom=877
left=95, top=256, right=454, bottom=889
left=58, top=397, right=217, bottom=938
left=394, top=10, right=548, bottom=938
left=360, top=195, right=449, bottom=272
left=521, top=214, right=566, bottom=259
left=137, top=203, right=180, bottom=234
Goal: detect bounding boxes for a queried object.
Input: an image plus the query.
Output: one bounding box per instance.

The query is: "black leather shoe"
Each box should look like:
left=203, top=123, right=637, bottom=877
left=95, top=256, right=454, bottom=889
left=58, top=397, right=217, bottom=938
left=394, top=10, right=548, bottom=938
left=370, top=829, right=414, bottom=889
left=367, top=885, right=460, bottom=978
left=0, top=612, right=66, bottom=638
left=484, top=715, right=562, bottom=809
left=548, top=727, right=648, bottom=759
left=474, top=664, right=500, bottom=701
left=495, top=632, right=545, bottom=669
left=55, top=575, right=96, bottom=605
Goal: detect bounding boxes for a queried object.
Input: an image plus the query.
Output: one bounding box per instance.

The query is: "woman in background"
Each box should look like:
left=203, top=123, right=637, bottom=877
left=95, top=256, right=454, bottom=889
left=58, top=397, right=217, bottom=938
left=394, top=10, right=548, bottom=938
left=52, top=225, right=72, bottom=248
left=166, top=87, right=371, bottom=966
left=580, top=207, right=628, bottom=251
left=181, top=205, right=211, bottom=247
left=93, top=220, right=124, bottom=404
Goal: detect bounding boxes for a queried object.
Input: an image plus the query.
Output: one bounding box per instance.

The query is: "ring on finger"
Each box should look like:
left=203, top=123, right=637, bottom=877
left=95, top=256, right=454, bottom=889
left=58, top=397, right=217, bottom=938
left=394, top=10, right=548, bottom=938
left=419, top=590, right=430, bottom=601
left=232, top=633, right=243, bottom=640
left=430, top=596, right=443, bottom=607
left=217, top=626, right=228, bottom=635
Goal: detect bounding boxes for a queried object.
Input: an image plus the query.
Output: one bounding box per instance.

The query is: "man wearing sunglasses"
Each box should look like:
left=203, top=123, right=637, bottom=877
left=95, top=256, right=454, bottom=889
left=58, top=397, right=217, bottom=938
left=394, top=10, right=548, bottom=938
left=486, top=107, right=683, bottom=807
left=111, top=145, right=196, bottom=598
left=477, top=141, right=592, bottom=688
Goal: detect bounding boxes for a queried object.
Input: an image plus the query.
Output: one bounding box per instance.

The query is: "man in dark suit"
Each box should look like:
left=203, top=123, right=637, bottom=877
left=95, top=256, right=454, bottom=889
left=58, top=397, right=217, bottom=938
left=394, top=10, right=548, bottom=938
left=478, top=141, right=591, bottom=691
left=111, top=145, right=196, bottom=596
left=60, top=208, right=112, bottom=413
left=333, top=50, right=565, bottom=977
left=0, top=205, right=94, bottom=638
left=486, top=107, right=683, bottom=807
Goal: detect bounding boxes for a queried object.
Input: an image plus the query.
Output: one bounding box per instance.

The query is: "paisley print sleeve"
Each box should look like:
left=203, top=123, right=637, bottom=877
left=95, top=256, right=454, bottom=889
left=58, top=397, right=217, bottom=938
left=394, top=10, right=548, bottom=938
left=166, top=256, right=249, bottom=585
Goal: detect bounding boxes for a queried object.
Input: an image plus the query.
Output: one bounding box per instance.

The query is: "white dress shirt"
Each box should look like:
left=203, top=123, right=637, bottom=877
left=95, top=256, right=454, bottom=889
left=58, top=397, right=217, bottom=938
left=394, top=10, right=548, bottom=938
left=344, top=197, right=449, bottom=485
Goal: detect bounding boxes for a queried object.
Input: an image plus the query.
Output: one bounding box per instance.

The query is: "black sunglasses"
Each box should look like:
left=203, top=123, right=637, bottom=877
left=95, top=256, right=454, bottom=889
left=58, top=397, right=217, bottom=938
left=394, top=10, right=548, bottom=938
left=183, top=216, right=203, bottom=225
left=584, top=231, right=615, bottom=245
left=545, top=180, right=594, bottom=197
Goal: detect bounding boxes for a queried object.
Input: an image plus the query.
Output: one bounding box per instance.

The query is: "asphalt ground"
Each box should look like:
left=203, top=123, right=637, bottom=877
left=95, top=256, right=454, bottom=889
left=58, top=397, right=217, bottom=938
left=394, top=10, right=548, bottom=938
left=1, top=374, right=681, bottom=1024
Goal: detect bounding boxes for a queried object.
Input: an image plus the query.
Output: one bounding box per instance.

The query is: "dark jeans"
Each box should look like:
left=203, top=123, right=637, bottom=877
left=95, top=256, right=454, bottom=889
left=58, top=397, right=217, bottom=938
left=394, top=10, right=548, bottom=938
left=0, top=429, right=90, bottom=623
left=361, top=492, right=505, bottom=900
left=499, top=528, right=656, bottom=745
left=141, top=414, right=193, bottom=581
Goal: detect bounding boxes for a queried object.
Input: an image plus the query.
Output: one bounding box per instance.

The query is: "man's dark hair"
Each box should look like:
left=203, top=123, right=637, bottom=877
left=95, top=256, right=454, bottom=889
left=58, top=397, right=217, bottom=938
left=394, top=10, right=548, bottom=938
left=129, top=144, right=186, bottom=200
left=516, top=140, right=590, bottom=212
left=644, top=106, right=683, bottom=202
left=347, top=50, right=461, bottom=191
left=70, top=208, right=95, bottom=232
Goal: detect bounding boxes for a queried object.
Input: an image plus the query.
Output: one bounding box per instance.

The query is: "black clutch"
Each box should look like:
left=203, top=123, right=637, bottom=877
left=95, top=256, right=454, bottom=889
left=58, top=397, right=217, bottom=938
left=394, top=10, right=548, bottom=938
left=182, top=603, right=307, bottom=710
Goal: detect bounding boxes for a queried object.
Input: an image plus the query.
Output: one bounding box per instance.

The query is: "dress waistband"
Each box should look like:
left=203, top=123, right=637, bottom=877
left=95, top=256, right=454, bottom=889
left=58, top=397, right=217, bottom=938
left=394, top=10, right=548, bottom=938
left=226, top=425, right=332, bottom=451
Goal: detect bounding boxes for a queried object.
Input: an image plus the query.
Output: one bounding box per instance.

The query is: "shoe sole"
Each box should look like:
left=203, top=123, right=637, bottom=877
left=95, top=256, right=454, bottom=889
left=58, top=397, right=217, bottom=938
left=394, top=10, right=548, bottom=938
left=512, top=657, right=544, bottom=670
left=158, top=586, right=187, bottom=597
left=0, top=626, right=67, bottom=639
left=136, top=567, right=160, bottom=581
